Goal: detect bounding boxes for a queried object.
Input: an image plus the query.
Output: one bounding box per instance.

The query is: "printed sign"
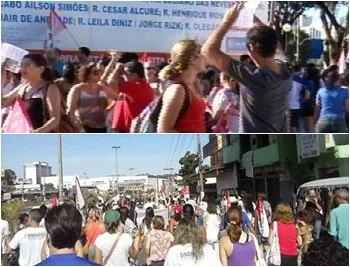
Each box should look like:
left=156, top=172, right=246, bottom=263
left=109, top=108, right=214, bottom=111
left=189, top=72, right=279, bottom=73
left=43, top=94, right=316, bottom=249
left=1, top=1, right=268, bottom=53
left=300, top=135, right=320, bottom=159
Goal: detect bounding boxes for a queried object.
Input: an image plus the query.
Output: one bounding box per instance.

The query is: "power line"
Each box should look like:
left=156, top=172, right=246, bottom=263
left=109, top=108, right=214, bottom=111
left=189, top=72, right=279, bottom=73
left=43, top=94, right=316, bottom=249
left=170, top=135, right=181, bottom=166
left=166, top=135, right=175, bottom=167
left=186, top=135, right=195, bottom=154
left=178, top=135, right=188, bottom=159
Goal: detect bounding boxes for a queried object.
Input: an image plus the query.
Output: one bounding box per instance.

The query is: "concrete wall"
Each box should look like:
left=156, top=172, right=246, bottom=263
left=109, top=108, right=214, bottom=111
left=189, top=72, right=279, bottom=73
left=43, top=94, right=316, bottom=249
left=216, top=165, right=238, bottom=195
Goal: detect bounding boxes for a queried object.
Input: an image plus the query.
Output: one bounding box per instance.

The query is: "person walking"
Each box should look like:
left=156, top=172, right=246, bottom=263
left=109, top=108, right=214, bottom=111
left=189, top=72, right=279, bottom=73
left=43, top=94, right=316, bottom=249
left=36, top=204, right=98, bottom=266
left=94, top=209, right=142, bottom=266
left=84, top=208, right=106, bottom=262
left=164, top=220, right=222, bottom=266
left=204, top=202, right=221, bottom=249
left=219, top=207, right=257, bottom=266
left=315, top=70, right=348, bottom=133
left=328, top=189, right=349, bottom=249
left=296, top=210, right=315, bottom=266
left=202, top=3, right=293, bottom=133
left=145, top=216, right=174, bottom=266
left=2, top=54, right=61, bottom=133
left=157, top=40, right=207, bottom=133
left=9, top=209, right=46, bottom=266
left=268, top=203, right=298, bottom=266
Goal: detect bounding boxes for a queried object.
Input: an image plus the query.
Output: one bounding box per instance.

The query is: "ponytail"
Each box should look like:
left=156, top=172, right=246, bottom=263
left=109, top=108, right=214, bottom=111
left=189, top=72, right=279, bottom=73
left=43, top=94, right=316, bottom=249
left=227, top=223, right=242, bottom=243
left=226, top=207, right=243, bottom=244
left=159, top=63, right=182, bottom=81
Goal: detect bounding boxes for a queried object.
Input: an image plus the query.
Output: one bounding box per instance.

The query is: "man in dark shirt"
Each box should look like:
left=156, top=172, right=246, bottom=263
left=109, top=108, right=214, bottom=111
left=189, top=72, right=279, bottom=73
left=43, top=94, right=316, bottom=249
left=36, top=204, right=99, bottom=266
left=202, top=3, right=293, bottom=133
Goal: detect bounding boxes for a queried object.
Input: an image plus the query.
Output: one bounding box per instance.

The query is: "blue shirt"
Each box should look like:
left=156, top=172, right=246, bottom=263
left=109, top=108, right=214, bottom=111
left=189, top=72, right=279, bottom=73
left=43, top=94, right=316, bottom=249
left=36, top=254, right=100, bottom=266
left=316, top=86, right=349, bottom=118
left=328, top=204, right=349, bottom=249
left=52, top=61, right=66, bottom=76
left=242, top=211, right=251, bottom=233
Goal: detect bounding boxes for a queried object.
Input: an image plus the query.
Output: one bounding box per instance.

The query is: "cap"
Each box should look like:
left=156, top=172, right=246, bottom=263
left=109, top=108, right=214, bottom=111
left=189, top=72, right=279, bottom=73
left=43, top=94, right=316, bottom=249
left=104, top=209, right=121, bottom=224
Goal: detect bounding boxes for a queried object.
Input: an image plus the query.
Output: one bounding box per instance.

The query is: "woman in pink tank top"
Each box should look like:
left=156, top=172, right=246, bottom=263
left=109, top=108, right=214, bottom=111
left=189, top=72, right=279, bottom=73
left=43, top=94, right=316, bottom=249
left=157, top=40, right=207, bottom=133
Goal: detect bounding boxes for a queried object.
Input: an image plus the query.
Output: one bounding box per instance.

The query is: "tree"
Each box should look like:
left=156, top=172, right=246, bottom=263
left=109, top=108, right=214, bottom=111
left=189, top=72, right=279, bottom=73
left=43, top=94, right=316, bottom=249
left=315, top=1, right=349, bottom=65
left=271, top=2, right=314, bottom=47
left=3, top=169, right=17, bottom=185
left=177, top=152, right=199, bottom=186
left=44, top=183, right=55, bottom=191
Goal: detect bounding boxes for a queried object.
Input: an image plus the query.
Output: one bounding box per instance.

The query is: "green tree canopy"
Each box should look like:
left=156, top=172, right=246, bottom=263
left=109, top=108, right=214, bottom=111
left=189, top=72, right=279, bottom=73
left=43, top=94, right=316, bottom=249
left=178, top=152, right=199, bottom=186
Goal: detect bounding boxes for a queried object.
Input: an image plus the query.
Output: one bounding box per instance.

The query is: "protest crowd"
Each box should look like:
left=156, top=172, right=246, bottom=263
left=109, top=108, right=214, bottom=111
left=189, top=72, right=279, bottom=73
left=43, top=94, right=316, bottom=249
left=1, top=3, right=349, bottom=134
left=1, top=184, right=349, bottom=266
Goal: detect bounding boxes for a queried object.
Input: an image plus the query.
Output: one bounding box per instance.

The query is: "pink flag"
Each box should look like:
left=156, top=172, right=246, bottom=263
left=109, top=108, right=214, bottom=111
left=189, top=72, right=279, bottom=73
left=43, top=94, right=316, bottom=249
left=2, top=98, right=33, bottom=133
left=49, top=10, right=67, bottom=37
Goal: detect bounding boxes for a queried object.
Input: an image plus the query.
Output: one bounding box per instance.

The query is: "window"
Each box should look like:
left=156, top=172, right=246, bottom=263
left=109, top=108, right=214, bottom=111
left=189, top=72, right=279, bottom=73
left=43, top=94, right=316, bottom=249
left=257, top=135, right=270, bottom=148
left=240, top=135, right=251, bottom=154
left=226, top=135, right=232, bottom=146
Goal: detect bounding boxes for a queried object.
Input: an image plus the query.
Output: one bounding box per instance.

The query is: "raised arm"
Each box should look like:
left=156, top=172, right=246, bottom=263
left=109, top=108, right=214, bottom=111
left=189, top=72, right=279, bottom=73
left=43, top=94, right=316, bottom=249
left=202, top=2, right=245, bottom=74
left=100, top=51, right=121, bottom=83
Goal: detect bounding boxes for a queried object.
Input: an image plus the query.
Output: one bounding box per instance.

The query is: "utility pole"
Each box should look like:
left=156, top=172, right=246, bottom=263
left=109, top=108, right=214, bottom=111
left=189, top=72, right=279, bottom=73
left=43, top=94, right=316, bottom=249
left=129, top=168, right=135, bottom=196
left=164, top=168, right=175, bottom=197
left=112, top=146, right=121, bottom=196
left=197, top=135, right=205, bottom=200
left=58, top=134, right=64, bottom=204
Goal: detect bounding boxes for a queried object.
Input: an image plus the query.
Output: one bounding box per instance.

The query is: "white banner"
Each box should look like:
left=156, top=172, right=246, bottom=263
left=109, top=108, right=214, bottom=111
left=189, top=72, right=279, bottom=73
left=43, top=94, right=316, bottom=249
left=136, top=208, right=169, bottom=228
left=1, top=1, right=268, bottom=53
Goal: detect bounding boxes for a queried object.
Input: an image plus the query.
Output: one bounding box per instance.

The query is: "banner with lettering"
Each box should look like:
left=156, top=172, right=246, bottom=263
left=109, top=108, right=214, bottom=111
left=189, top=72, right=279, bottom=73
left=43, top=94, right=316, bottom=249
left=1, top=1, right=268, bottom=54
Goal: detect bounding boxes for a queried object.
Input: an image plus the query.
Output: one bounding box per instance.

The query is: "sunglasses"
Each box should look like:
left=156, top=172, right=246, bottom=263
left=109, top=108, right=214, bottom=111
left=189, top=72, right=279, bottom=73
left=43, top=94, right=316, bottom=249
left=146, top=67, right=156, bottom=71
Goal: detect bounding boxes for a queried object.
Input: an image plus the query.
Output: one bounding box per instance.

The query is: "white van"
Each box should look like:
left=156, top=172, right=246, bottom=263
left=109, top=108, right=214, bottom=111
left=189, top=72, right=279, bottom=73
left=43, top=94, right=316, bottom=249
left=297, top=177, right=349, bottom=198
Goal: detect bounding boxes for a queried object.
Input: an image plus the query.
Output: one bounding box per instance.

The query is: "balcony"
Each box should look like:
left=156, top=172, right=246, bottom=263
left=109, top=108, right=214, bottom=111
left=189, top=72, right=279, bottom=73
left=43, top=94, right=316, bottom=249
left=223, top=140, right=240, bottom=164
left=253, top=144, right=280, bottom=167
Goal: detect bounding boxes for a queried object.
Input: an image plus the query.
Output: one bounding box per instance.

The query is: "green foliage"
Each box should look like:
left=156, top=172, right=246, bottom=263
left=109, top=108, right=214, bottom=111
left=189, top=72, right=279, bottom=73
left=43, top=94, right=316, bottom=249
left=83, top=190, right=99, bottom=209
left=178, top=152, right=199, bottom=186
left=3, top=169, right=17, bottom=185
left=1, top=200, right=42, bottom=234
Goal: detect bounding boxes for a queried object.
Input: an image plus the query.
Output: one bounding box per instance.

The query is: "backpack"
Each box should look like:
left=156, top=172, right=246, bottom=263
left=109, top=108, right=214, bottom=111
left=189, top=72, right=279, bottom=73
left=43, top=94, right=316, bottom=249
left=130, top=82, right=190, bottom=133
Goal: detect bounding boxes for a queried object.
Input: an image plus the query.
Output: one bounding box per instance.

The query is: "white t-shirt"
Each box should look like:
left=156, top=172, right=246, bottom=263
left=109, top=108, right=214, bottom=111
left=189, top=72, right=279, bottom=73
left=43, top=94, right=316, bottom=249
left=164, top=243, right=222, bottom=266
left=1, top=219, right=10, bottom=254
left=289, top=79, right=303, bottom=110
left=8, top=227, right=46, bottom=266
left=95, top=231, right=133, bottom=266
left=212, top=89, right=240, bottom=133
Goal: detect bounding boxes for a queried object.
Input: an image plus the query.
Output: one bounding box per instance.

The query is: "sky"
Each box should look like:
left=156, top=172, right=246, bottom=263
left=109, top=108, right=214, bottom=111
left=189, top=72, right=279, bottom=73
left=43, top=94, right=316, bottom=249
left=1, top=134, right=209, bottom=179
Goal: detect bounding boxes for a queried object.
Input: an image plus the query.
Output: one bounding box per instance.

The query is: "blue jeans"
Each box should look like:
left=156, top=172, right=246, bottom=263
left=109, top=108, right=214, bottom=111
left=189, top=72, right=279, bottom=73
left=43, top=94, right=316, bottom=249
left=316, top=117, right=347, bottom=133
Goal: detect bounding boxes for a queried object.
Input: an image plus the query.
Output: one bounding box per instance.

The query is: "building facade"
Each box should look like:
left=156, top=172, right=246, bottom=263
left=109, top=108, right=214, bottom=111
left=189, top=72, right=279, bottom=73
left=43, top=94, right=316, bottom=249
left=202, top=134, right=349, bottom=208
left=23, top=162, right=52, bottom=185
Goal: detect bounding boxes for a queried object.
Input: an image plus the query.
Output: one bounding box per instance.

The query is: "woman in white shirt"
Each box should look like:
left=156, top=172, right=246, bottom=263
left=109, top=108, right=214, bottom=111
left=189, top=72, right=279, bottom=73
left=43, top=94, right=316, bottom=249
left=164, top=220, right=222, bottom=266
left=94, top=210, right=142, bottom=266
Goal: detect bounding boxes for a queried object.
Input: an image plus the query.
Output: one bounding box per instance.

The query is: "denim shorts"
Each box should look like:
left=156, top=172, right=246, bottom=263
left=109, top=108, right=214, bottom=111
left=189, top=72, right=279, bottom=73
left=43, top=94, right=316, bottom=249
left=316, top=117, right=347, bottom=133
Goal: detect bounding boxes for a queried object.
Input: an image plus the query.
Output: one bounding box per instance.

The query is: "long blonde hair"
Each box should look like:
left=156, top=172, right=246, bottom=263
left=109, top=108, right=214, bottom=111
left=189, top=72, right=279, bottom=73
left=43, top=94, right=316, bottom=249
left=173, top=220, right=204, bottom=262
left=159, top=40, right=201, bottom=81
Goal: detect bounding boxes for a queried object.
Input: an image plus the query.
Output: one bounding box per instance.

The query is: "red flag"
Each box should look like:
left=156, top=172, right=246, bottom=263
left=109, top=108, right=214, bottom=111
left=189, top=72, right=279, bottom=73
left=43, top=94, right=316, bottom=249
left=49, top=10, right=67, bottom=37
left=141, top=53, right=149, bottom=63
left=52, top=194, right=58, bottom=207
